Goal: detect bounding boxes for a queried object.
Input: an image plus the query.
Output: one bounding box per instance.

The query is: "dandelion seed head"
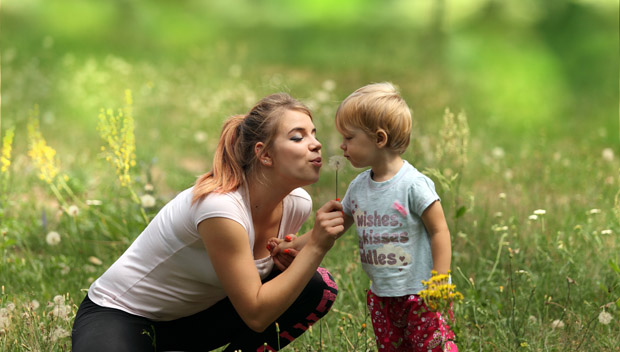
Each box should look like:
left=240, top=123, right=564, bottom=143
left=53, top=295, right=65, bottom=306
left=46, top=231, right=61, bottom=246
left=328, top=156, right=346, bottom=171
left=67, top=205, right=79, bottom=217
left=498, top=192, right=506, bottom=200
left=88, top=256, right=103, bottom=266
left=598, top=311, right=613, bottom=325
left=602, top=148, right=614, bottom=161
left=140, top=194, right=156, bottom=208
left=550, top=320, right=565, bottom=329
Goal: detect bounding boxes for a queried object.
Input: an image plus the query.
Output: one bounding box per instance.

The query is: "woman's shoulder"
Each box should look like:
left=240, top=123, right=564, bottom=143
left=287, top=187, right=311, bottom=202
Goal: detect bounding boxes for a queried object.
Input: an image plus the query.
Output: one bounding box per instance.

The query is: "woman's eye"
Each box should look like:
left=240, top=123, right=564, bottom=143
left=290, top=136, right=303, bottom=142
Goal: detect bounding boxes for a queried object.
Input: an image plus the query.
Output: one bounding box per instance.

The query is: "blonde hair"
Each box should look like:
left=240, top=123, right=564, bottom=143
left=192, top=93, right=312, bottom=204
left=335, top=82, right=412, bottom=154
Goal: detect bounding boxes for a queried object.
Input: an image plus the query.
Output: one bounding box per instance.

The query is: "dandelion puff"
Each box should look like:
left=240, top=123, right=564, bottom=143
left=598, top=311, right=613, bottom=325
left=51, top=327, right=70, bottom=342
left=66, top=205, right=79, bottom=217
left=498, top=192, right=506, bottom=200
left=602, top=148, right=614, bottom=161
left=29, top=300, right=40, bottom=310
left=6, top=303, right=15, bottom=312
left=88, top=256, right=103, bottom=266
left=329, top=156, right=346, bottom=199
left=53, top=295, right=65, bottom=306
left=140, top=194, right=156, bottom=208
left=46, top=231, right=61, bottom=246
left=550, top=320, right=565, bottom=329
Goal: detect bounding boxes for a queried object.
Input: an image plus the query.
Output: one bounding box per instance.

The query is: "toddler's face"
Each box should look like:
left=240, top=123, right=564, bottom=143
left=339, top=128, right=377, bottom=168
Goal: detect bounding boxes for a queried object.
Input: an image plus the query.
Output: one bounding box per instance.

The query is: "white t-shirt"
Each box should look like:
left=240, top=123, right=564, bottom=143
left=88, top=185, right=312, bottom=321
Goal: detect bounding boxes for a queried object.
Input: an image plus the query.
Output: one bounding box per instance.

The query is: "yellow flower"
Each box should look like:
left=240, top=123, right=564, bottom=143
left=1, top=127, right=15, bottom=173
left=98, top=90, right=137, bottom=187
left=27, top=111, right=60, bottom=184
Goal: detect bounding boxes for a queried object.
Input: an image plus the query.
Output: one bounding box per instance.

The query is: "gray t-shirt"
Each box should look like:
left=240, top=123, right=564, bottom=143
left=342, top=160, right=439, bottom=297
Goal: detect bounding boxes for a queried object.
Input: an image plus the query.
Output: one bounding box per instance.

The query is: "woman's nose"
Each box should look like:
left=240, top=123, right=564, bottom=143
left=310, top=136, right=322, bottom=151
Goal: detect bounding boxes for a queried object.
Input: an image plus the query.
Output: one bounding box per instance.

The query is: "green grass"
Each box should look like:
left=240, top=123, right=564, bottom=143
left=1, top=1, right=618, bottom=351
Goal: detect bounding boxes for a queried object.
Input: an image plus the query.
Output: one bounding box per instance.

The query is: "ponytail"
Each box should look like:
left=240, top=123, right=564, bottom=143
left=192, top=115, right=245, bottom=204
left=192, top=93, right=312, bottom=204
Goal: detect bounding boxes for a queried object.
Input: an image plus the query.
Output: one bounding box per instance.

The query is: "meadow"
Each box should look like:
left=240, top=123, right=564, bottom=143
left=1, top=1, right=618, bottom=351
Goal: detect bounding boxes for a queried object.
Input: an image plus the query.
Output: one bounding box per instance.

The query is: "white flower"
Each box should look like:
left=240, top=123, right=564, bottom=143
left=533, top=209, right=546, bottom=216
left=315, top=90, right=329, bottom=103
left=598, top=311, right=613, bottom=325
left=588, top=208, right=601, bottom=215
left=551, top=320, right=565, bottom=329
left=86, top=199, right=102, bottom=206
left=194, top=130, right=208, bottom=143
left=602, top=148, right=614, bottom=161
left=492, top=147, right=505, bottom=159
left=140, top=194, right=156, bottom=208
left=494, top=212, right=503, bottom=218
left=498, top=192, right=506, bottom=200
left=29, top=300, right=40, bottom=310
left=88, top=256, right=103, bottom=266
left=0, top=316, right=9, bottom=329
left=66, top=205, right=79, bottom=217
left=322, top=79, right=336, bottom=92
left=601, top=229, right=612, bottom=235
left=46, top=231, right=61, bottom=246
left=528, top=315, right=537, bottom=324
left=528, top=215, right=538, bottom=221
left=53, top=295, right=65, bottom=306
left=328, top=156, right=346, bottom=171
left=144, top=183, right=154, bottom=192
left=50, top=327, right=70, bottom=342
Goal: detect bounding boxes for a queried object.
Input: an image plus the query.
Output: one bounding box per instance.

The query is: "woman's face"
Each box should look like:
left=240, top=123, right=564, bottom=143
left=268, top=109, right=322, bottom=187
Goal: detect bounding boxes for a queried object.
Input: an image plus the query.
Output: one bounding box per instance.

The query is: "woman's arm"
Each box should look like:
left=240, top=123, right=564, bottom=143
left=199, top=200, right=344, bottom=332
left=421, top=200, right=452, bottom=275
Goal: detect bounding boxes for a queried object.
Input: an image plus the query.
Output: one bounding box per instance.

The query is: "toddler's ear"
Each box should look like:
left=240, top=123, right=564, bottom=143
left=375, top=129, right=388, bottom=148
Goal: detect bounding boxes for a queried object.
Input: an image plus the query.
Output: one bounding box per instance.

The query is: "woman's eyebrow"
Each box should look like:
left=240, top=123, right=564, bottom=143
left=287, top=127, right=317, bottom=134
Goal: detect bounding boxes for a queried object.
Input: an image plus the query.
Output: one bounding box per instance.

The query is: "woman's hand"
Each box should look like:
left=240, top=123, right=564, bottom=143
left=309, top=199, right=344, bottom=251
left=267, top=235, right=298, bottom=271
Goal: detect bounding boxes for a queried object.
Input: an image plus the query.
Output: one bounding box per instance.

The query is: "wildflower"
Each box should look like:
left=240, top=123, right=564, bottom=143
left=520, top=342, right=529, bottom=348
left=601, top=229, right=612, bottom=235
left=322, top=79, right=336, bottom=92
left=194, top=130, right=208, bottom=143
left=533, top=209, right=546, bottom=216
left=499, top=285, right=504, bottom=293
left=598, top=311, right=613, bottom=325
left=86, top=199, right=103, bottom=206
left=27, top=110, right=60, bottom=184
left=329, top=156, right=346, bottom=199
left=528, top=316, right=537, bottom=324
left=6, top=303, right=15, bottom=312
left=528, top=214, right=538, bottom=221
left=602, top=148, right=614, bottom=161
left=51, top=327, right=70, bottom=342
left=144, top=183, right=154, bottom=192
left=588, top=208, right=601, bottom=215
left=88, top=256, right=103, bottom=266
left=53, top=295, right=65, bottom=305
left=436, top=108, right=470, bottom=170
left=66, top=205, right=79, bottom=216
left=98, top=90, right=137, bottom=188
left=1, top=127, right=15, bottom=173
left=46, top=231, right=61, bottom=246
left=550, top=320, right=565, bottom=329
left=492, top=147, right=505, bottom=159
left=419, top=271, right=463, bottom=312
left=498, top=192, right=506, bottom=200
left=29, top=300, right=40, bottom=310
left=140, top=194, right=156, bottom=208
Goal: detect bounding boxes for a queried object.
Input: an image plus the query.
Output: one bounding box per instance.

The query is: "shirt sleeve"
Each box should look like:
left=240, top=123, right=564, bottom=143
left=408, top=175, right=440, bottom=217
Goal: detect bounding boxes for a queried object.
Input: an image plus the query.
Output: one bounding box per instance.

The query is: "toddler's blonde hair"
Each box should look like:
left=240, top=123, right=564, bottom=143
left=335, top=82, right=412, bottom=154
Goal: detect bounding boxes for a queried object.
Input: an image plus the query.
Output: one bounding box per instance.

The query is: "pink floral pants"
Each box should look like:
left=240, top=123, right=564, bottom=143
left=367, top=290, right=458, bottom=352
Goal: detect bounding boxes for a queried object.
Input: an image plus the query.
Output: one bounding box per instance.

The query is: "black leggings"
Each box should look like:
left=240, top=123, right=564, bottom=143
left=71, top=268, right=338, bottom=351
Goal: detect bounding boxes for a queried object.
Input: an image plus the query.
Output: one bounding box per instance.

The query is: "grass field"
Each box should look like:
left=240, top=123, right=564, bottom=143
left=1, top=1, right=618, bottom=351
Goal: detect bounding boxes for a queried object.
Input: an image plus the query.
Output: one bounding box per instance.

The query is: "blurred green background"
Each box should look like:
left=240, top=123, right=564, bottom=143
left=3, top=0, right=617, bottom=157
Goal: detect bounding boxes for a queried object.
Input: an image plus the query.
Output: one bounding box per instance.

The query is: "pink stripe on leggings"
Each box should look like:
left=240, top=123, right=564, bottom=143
left=316, top=289, right=337, bottom=313
left=317, top=267, right=337, bottom=290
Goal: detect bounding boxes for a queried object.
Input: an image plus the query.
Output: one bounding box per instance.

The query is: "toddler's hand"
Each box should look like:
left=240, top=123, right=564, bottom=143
left=267, top=235, right=298, bottom=271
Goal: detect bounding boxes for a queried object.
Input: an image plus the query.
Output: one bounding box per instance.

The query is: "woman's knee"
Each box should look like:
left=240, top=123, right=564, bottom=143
left=308, top=267, right=338, bottom=316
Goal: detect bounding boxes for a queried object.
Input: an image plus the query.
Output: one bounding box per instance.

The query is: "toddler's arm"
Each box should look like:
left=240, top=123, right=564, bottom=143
left=421, top=200, right=452, bottom=275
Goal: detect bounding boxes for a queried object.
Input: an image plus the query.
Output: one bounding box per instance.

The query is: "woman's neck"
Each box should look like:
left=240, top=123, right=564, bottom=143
left=247, top=177, right=289, bottom=218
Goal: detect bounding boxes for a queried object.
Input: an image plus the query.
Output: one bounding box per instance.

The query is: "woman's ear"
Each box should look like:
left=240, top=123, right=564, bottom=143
left=375, top=129, right=388, bottom=148
left=255, top=142, right=272, bottom=166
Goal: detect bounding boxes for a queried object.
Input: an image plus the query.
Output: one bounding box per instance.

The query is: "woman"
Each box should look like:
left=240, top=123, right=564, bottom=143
left=72, top=93, right=344, bottom=351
